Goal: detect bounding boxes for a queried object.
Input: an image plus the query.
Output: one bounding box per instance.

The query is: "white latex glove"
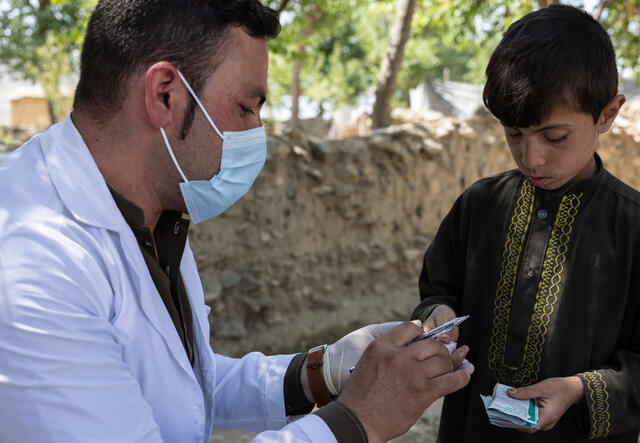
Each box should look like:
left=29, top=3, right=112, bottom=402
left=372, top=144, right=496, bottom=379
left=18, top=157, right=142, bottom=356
left=323, top=321, right=409, bottom=396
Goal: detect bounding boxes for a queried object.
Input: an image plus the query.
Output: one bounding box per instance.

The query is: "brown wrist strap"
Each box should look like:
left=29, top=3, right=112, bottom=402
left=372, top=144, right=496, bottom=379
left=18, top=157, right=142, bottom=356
left=306, top=345, right=334, bottom=407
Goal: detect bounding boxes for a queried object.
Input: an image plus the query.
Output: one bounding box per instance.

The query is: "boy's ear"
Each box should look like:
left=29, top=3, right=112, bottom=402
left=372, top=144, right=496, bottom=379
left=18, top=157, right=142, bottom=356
left=598, top=94, right=626, bottom=134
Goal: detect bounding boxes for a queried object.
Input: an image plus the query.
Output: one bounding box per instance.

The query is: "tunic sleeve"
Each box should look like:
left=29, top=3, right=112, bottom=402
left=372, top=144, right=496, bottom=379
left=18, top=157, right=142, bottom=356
left=412, top=193, right=469, bottom=321
left=576, top=322, right=640, bottom=439
left=575, top=221, right=640, bottom=440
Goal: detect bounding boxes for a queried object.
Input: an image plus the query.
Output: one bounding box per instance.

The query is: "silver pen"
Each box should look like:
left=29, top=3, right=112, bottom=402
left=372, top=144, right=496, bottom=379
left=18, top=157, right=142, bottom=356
left=349, top=315, right=470, bottom=373
left=409, top=315, right=470, bottom=343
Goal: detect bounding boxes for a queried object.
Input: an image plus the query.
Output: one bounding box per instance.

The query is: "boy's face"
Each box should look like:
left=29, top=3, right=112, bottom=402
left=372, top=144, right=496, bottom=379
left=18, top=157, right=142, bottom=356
left=503, top=97, right=623, bottom=191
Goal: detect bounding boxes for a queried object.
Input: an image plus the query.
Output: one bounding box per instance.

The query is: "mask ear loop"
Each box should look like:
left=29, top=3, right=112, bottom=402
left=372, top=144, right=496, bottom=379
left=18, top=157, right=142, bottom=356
left=160, top=127, right=189, bottom=184
left=176, top=69, right=224, bottom=141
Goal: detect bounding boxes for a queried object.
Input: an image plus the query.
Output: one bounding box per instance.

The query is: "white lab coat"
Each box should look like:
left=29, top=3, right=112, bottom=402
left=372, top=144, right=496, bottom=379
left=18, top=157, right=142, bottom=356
left=0, top=117, right=336, bottom=443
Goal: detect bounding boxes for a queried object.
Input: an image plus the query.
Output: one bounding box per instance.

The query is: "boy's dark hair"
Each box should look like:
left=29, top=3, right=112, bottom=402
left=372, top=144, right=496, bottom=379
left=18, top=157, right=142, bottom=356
left=74, top=0, right=280, bottom=128
left=483, top=5, right=618, bottom=128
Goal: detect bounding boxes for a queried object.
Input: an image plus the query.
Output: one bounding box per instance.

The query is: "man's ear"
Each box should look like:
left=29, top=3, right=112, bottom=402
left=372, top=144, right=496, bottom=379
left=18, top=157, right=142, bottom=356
left=144, top=62, right=187, bottom=130
left=598, top=94, right=626, bottom=134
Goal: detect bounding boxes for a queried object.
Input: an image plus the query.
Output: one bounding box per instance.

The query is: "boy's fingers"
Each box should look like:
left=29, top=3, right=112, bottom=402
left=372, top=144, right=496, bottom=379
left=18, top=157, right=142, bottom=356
left=433, top=306, right=457, bottom=322
left=440, top=327, right=459, bottom=342
left=423, top=316, right=437, bottom=331
left=507, top=383, right=540, bottom=400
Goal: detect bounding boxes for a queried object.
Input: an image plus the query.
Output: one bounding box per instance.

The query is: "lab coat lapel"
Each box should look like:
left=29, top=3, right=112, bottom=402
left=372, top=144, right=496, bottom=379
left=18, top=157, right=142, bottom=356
left=181, top=239, right=216, bottom=430
left=118, top=226, right=198, bottom=378
left=42, top=116, right=197, bottom=380
left=181, top=239, right=215, bottom=373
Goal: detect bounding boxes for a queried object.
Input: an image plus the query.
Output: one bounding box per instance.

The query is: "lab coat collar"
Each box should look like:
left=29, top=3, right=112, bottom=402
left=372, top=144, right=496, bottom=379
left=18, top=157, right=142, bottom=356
left=41, top=115, right=203, bottom=381
left=41, top=116, right=124, bottom=232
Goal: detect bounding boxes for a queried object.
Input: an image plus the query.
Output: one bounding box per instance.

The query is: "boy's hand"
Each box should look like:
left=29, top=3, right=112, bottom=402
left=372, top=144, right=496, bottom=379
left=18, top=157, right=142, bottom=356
left=507, top=376, right=585, bottom=433
left=424, top=305, right=458, bottom=343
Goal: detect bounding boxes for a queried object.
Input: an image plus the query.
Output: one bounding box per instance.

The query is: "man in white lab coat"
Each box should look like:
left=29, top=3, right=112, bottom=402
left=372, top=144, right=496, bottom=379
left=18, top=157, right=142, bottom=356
left=0, top=1, right=473, bottom=442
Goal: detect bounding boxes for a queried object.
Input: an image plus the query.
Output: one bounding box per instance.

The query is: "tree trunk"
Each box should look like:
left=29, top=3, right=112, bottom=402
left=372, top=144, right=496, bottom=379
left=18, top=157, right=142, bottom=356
left=637, top=53, right=640, bottom=89
left=538, top=0, right=560, bottom=7
left=46, top=98, right=57, bottom=126
left=42, top=72, right=62, bottom=126
left=290, top=57, right=303, bottom=128
left=290, top=6, right=318, bottom=129
left=371, top=0, right=417, bottom=129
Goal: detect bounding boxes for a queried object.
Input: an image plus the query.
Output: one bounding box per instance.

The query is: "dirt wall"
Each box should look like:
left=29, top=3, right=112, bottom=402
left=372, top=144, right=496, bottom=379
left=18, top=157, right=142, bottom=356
left=190, top=106, right=640, bottom=357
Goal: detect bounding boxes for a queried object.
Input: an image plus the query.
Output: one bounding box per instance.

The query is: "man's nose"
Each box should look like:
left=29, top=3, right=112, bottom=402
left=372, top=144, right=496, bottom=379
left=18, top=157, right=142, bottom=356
left=521, top=137, right=546, bottom=170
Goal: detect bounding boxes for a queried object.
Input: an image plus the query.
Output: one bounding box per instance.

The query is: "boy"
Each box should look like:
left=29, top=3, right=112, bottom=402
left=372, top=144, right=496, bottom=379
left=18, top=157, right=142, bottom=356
left=412, top=5, right=640, bottom=442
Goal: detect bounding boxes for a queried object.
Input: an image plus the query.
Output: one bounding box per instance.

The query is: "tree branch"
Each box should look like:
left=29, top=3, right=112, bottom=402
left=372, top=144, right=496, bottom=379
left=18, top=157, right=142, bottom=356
left=538, top=0, right=559, bottom=7
left=593, top=0, right=613, bottom=21
left=276, top=0, right=292, bottom=16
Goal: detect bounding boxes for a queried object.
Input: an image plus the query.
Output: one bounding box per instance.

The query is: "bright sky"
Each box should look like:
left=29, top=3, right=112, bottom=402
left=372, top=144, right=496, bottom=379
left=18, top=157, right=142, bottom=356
left=583, top=0, right=599, bottom=12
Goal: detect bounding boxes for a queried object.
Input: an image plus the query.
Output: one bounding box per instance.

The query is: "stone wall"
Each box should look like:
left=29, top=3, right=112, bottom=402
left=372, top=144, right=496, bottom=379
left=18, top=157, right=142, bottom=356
left=190, top=106, right=640, bottom=357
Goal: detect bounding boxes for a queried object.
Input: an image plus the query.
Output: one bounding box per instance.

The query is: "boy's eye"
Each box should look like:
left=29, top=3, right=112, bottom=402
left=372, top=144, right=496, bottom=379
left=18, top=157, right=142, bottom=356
left=544, top=135, right=568, bottom=143
left=506, top=132, right=522, bottom=139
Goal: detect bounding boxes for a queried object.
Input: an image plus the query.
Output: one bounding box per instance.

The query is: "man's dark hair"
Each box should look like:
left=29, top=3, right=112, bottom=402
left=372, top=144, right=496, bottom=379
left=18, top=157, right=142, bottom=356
left=74, top=0, right=280, bottom=134
left=483, top=5, right=618, bottom=128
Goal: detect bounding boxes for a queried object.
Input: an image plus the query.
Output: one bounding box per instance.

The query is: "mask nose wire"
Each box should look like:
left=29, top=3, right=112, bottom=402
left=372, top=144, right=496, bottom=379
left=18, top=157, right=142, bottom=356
left=176, top=70, right=225, bottom=141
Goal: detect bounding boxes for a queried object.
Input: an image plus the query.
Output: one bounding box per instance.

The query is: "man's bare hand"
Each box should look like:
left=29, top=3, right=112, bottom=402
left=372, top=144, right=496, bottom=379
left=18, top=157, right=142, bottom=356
left=507, top=376, right=585, bottom=433
left=337, top=321, right=473, bottom=443
left=424, top=305, right=458, bottom=343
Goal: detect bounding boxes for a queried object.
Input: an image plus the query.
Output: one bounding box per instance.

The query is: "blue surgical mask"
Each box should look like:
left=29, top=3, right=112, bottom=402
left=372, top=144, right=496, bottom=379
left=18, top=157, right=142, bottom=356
left=160, top=70, right=266, bottom=224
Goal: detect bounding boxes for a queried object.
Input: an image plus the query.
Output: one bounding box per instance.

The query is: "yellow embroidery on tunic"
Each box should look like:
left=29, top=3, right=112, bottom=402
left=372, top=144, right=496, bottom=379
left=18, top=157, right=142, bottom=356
left=488, top=180, right=534, bottom=377
left=580, top=370, right=611, bottom=438
left=514, top=192, right=583, bottom=385
left=488, top=183, right=583, bottom=385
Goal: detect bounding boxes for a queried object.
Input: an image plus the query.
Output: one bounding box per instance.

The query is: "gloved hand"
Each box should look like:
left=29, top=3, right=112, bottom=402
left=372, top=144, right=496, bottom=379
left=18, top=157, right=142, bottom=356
left=322, top=321, right=409, bottom=396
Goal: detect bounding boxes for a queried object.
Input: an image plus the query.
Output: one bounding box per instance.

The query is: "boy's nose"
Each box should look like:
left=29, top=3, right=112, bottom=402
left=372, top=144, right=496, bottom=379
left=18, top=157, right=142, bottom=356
left=521, top=138, right=546, bottom=169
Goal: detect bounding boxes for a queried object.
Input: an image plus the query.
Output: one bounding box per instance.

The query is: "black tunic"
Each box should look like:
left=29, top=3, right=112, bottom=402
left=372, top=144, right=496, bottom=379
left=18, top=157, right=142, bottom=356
left=412, top=155, right=640, bottom=442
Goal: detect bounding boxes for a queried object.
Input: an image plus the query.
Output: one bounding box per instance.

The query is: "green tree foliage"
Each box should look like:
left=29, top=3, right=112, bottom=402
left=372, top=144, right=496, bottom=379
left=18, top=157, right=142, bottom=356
left=1, top=0, right=637, bottom=128
left=265, top=0, right=380, bottom=119
left=264, top=0, right=544, bottom=121
left=596, top=1, right=640, bottom=85
left=0, top=0, right=96, bottom=122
